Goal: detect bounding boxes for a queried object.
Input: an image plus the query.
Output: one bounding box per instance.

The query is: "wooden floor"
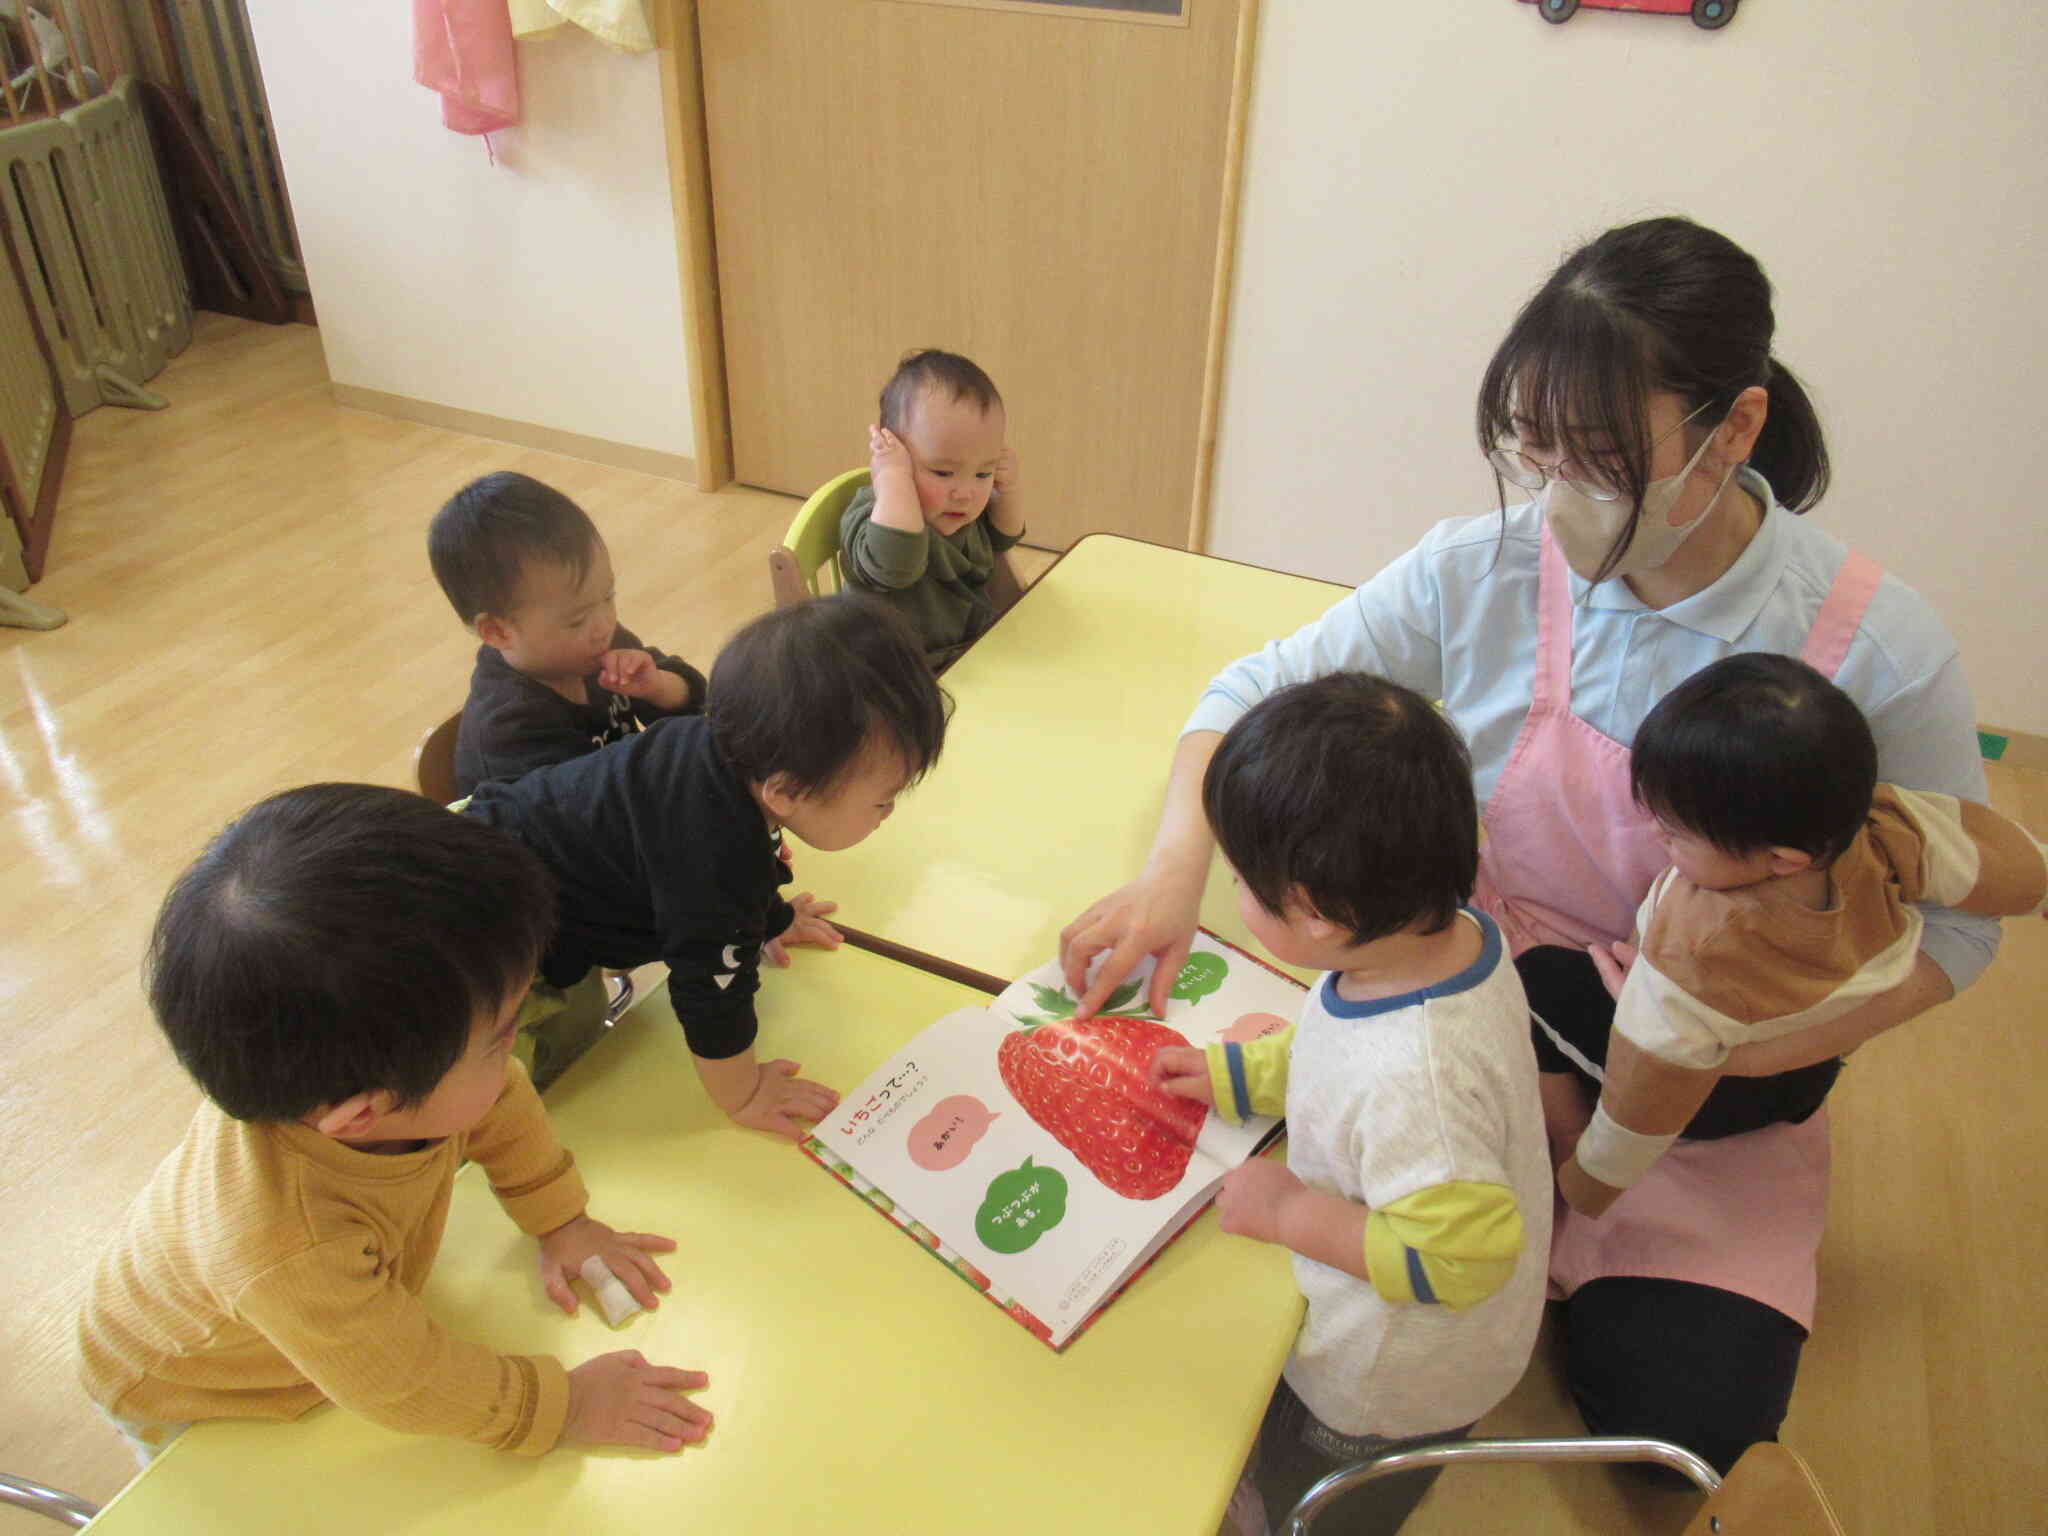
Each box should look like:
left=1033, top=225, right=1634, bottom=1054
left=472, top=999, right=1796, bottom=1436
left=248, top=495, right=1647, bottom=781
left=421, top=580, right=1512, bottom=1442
left=2, top=317, right=2042, bottom=1533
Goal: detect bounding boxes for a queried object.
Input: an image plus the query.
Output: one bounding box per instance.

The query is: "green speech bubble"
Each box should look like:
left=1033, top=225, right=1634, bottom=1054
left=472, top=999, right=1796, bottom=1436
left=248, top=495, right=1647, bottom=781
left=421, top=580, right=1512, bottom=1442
left=1170, top=952, right=1229, bottom=1003
left=974, top=1157, right=1070, bottom=1255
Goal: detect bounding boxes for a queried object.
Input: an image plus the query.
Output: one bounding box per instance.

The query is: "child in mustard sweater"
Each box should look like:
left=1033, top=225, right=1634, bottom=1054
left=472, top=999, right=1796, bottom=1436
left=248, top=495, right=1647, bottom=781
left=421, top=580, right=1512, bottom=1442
left=78, top=786, right=710, bottom=1462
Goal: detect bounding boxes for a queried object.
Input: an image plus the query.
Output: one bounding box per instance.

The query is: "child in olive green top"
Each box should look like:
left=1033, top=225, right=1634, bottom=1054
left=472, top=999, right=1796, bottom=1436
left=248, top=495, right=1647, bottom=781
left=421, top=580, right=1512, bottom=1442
left=839, top=350, right=1026, bottom=666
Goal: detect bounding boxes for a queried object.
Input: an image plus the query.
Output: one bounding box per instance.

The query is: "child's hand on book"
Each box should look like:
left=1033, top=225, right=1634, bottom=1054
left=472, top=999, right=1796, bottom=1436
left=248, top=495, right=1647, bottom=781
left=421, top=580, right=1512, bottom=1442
left=536, top=1214, right=676, bottom=1317
left=1147, top=1045, right=1214, bottom=1104
left=1213, top=1157, right=1307, bottom=1248
left=733, top=1057, right=841, bottom=1142
left=563, top=1349, right=713, bottom=1454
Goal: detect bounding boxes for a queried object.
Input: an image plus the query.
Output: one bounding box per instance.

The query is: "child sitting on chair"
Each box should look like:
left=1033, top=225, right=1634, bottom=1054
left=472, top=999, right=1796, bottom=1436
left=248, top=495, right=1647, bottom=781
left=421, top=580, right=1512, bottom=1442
left=464, top=595, right=950, bottom=1142
left=79, top=786, right=712, bottom=1464
left=1560, top=653, right=2048, bottom=1219
left=430, top=471, right=707, bottom=799
left=840, top=349, right=1027, bottom=668
left=1148, top=674, right=1551, bottom=1536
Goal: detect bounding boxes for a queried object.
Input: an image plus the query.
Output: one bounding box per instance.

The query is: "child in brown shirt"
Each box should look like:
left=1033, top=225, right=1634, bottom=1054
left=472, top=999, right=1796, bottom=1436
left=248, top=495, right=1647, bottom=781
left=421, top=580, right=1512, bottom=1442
left=1563, top=655, right=2046, bottom=1217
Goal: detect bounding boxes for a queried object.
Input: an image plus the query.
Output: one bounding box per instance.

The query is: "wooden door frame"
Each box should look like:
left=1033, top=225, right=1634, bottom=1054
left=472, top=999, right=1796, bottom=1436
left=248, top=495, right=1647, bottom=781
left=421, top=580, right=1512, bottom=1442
left=653, top=0, right=1262, bottom=553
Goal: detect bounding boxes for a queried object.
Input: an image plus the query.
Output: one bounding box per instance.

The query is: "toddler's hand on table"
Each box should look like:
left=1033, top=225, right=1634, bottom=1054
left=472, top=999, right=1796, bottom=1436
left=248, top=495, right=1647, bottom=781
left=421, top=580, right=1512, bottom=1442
left=563, top=1350, right=712, bottom=1454
left=1214, top=1156, right=1304, bottom=1247
left=1586, top=939, right=1638, bottom=1001
left=777, top=892, right=843, bottom=954
left=730, top=1058, right=841, bottom=1142
left=536, top=1214, right=676, bottom=1316
left=1148, top=1045, right=1213, bottom=1104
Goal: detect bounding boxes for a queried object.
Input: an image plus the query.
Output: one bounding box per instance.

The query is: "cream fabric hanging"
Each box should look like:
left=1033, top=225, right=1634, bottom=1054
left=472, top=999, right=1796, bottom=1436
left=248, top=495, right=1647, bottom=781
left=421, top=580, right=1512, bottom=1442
left=508, top=0, right=653, bottom=52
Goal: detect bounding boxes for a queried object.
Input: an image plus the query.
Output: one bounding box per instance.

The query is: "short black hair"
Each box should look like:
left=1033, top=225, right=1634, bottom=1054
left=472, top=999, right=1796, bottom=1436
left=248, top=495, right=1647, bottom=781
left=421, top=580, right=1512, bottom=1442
left=428, top=471, right=602, bottom=623
left=147, top=784, right=556, bottom=1121
left=1631, top=653, right=1875, bottom=866
left=708, top=595, right=951, bottom=797
left=878, top=349, right=1003, bottom=436
left=1203, top=674, right=1478, bottom=944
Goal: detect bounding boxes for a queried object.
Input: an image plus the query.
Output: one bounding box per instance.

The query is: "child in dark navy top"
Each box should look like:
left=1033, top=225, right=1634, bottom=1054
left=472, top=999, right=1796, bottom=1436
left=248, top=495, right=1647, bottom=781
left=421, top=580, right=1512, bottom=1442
left=465, top=596, right=950, bottom=1139
left=430, top=472, right=709, bottom=798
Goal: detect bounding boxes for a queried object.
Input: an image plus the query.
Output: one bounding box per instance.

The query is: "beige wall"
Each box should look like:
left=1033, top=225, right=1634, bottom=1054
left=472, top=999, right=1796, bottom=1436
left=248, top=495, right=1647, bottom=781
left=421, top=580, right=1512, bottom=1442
left=1208, top=0, right=2048, bottom=734
left=243, top=3, right=692, bottom=460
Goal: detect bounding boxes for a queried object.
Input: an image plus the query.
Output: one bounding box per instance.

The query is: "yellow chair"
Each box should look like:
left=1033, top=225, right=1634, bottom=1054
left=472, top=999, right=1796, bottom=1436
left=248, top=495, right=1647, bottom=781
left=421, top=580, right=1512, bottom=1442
left=769, top=465, right=1027, bottom=621
left=768, top=467, right=867, bottom=607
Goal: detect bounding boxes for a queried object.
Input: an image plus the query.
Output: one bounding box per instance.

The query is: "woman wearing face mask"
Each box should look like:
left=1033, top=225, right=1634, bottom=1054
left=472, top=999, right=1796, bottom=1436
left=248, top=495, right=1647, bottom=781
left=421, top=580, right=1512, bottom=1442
left=1059, top=217, right=1995, bottom=1476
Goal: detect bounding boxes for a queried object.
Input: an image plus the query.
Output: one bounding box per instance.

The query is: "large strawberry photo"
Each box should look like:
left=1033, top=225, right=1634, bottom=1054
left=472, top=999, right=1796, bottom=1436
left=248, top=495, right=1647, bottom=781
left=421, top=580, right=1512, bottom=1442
left=996, top=1012, right=1207, bottom=1201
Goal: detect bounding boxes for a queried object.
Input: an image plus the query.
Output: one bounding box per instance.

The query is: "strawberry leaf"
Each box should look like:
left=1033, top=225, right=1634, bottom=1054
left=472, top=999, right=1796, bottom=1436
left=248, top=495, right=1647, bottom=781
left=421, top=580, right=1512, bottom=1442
left=1103, top=980, right=1144, bottom=1014
left=1028, top=984, right=1076, bottom=1019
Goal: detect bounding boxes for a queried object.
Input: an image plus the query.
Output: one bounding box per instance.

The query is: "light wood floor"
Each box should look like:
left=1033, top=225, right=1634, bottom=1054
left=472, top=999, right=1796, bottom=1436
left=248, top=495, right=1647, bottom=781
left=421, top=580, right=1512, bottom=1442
left=3, top=317, right=2042, bottom=1533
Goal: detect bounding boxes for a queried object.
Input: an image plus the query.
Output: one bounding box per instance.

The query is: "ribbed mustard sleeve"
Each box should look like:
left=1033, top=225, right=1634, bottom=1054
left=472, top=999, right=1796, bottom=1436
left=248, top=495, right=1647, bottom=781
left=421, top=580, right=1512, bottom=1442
left=79, top=1059, right=582, bottom=1455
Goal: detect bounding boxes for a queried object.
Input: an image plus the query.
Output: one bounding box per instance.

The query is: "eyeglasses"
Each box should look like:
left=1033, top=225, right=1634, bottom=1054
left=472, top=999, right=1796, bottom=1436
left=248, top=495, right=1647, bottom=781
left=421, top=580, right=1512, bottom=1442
left=1487, top=400, right=1715, bottom=504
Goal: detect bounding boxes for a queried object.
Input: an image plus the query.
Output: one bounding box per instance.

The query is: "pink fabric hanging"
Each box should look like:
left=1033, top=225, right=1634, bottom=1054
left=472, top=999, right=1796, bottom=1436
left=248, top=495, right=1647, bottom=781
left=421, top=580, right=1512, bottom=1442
left=414, top=0, right=519, bottom=141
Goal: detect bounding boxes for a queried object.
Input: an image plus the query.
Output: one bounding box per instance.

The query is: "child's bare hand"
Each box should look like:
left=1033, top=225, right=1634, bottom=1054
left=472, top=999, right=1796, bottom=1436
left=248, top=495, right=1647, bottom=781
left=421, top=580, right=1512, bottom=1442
left=868, top=424, right=914, bottom=484
left=778, top=892, right=842, bottom=952
left=993, top=444, right=1020, bottom=497
left=731, top=1058, right=840, bottom=1142
left=536, top=1215, right=676, bottom=1316
left=563, top=1350, right=712, bottom=1453
left=1587, top=940, right=1638, bottom=1001
left=1148, top=1045, right=1213, bottom=1103
left=1214, top=1157, right=1304, bottom=1247
left=597, top=649, right=684, bottom=708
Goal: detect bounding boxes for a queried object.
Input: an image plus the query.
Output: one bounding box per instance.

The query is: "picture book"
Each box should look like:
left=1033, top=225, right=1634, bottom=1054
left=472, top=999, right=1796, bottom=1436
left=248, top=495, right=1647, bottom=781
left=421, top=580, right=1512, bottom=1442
left=802, top=933, right=1300, bottom=1349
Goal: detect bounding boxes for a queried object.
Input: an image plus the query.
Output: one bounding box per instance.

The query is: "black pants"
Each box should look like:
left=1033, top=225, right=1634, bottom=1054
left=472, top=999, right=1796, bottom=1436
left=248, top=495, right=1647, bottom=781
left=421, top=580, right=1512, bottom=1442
left=1251, top=1378, right=1469, bottom=1535
left=1518, top=946, right=1819, bottom=1476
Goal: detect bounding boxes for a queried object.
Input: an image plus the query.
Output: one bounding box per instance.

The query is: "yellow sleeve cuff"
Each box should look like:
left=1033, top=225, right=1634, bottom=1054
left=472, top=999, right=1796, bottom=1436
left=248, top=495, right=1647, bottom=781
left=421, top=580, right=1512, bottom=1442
left=1203, top=1026, right=1295, bottom=1123
left=1362, top=1181, right=1524, bottom=1310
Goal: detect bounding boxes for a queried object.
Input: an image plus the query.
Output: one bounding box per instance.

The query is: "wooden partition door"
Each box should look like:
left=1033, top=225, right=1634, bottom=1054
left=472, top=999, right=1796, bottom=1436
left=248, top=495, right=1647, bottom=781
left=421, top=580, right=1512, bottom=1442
left=697, top=0, right=1250, bottom=549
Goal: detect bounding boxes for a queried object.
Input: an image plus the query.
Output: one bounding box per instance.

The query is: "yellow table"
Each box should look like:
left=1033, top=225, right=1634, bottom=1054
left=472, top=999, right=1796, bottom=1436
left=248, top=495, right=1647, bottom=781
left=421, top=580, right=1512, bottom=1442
left=809, top=534, right=1348, bottom=986
left=85, top=946, right=1300, bottom=1534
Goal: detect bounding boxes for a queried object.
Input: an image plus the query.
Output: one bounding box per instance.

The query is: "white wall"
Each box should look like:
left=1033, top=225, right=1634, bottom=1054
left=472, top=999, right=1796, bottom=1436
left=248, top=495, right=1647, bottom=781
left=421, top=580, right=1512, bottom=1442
left=1210, top=1, right=2048, bottom=734
left=243, top=3, right=692, bottom=459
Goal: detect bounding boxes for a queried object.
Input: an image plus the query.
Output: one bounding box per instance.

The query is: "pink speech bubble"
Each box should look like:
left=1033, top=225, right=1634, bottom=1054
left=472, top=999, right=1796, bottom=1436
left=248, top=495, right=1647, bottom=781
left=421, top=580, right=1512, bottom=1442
left=908, top=1094, right=1000, bottom=1172
left=1218, top=1012, right=1291, bottom=1045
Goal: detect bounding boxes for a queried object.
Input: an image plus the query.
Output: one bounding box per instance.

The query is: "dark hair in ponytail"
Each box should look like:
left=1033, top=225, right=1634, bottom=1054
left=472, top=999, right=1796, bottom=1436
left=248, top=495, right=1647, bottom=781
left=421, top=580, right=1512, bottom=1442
left=1477, top=218, right=1830, bottom=580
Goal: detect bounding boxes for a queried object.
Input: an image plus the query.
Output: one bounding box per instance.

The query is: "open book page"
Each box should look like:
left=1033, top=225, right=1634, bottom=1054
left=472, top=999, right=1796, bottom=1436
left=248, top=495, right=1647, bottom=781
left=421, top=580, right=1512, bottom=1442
left=805, top=934, right=1300, bottom=1348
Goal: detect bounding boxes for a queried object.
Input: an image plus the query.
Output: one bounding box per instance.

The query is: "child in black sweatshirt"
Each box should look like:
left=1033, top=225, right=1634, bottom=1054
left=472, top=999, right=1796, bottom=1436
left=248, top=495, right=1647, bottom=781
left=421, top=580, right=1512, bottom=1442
left=466, top=596, right=949, bottom=1139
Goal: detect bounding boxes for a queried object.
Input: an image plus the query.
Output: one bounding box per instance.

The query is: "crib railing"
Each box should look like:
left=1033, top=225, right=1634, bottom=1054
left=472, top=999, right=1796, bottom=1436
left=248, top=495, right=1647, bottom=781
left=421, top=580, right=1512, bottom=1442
left=3, top=0, right=301, bottom=294
left=2, top=74, right=191, bottom=415
left=0, top=211, right=60, bottom=519
left=154, top=0, right=299, bottom=293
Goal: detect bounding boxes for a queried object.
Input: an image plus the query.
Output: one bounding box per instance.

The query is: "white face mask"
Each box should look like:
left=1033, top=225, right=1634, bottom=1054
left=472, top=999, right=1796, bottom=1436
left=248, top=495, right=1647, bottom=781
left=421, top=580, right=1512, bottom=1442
left=1544, top=423, right=1738, bottom=582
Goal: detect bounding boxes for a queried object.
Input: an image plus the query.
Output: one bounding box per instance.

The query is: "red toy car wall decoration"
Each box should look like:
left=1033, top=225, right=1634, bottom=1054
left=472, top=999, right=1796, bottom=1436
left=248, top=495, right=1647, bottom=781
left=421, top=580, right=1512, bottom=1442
left=1522, top=0, right=1738, bottom=28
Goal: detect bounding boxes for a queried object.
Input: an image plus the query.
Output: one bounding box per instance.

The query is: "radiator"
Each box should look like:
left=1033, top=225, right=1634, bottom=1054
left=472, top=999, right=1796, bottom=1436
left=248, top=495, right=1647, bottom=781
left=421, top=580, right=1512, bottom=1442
left=1, top=72, right=190, bottom=416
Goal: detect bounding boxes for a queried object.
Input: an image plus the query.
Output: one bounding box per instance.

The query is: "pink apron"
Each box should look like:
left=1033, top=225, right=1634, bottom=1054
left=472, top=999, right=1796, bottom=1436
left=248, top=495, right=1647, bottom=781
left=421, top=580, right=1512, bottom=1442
left=1474, top=524, right=1883, bottom=1328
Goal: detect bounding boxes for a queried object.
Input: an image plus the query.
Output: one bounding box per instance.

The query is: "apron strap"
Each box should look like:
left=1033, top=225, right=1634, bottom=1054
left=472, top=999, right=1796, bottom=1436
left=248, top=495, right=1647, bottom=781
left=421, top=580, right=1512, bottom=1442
left=1799, top=550, right=1884, bottom=679
left=1534, top=522, right=1575, bottom=710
